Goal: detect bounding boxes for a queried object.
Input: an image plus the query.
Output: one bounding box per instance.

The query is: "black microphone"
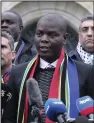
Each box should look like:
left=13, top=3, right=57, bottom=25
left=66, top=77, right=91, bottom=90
left=26, top=78, right=43, bottom=123
left=75, top=116, right=90, bottom=123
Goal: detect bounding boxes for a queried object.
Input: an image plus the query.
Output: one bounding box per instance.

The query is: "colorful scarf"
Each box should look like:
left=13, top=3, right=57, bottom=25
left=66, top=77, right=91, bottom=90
left=17, top=49, right=79, bottom=123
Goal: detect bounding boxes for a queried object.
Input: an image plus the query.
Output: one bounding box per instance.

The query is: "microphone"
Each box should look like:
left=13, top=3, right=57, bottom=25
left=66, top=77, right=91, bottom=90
left=76, top=96, right=94, bottom=120
left=44, top=98, right=72, bottom=123
left=26, top=78, right=43, bottom=107
left=26, top=78, right=43, bottom=123
left=75, top=116, right=90, bottom=123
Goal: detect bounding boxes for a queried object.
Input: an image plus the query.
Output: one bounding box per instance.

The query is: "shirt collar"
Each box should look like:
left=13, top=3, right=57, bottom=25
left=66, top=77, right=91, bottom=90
left=40, top=58, right=58, bottom=69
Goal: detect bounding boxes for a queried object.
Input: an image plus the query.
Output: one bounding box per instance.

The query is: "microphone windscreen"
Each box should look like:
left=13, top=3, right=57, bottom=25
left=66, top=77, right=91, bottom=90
left=1, top=83, right=12, bottom=109
left=75, top=116, right=90, bottom=123
left=76, top=96, right=94, bottom=116
left=44, top=98, right=67, bottom=121
left=26, top=78, right=43, bottom=107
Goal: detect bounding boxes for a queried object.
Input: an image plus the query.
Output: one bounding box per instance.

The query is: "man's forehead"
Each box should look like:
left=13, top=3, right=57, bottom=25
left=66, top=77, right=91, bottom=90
left=2, top=12, right=18, bottom=20
left=37, top=18, right=62, bottom=30
left=37, top=20, right=58, bottom=28
left=38, top=17, right=57, bottom=25
left=36, top=23, right=62, bottom=33
left=81, top=20, right=94, bottom=27
left=37, top=14, right=67, bottom=32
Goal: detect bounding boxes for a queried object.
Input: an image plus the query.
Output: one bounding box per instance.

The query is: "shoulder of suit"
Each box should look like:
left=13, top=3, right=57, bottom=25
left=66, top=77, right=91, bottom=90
left=11, top=62, right=29, bottom=72
left=73, top=59, right=92, bottom=71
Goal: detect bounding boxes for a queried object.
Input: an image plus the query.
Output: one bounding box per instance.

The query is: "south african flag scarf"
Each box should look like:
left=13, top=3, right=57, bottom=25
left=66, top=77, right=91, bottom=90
left=17, top=49, right=79, bottom=123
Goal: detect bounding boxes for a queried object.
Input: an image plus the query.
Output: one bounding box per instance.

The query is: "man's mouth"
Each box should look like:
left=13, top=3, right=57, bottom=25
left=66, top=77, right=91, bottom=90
left=1, top=29, right=10, bottom=33
left=40, top=46, right=49, bottom=52
left=86, top=39, right=94, bottom=43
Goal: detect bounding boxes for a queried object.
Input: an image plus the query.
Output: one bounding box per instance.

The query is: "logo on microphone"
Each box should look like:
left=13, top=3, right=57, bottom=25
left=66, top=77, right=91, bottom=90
left=45, top=105, right=50, bottom=114
left=53, top=101, right=63, bottom=105
left=79, top=98, right=91, bottom=104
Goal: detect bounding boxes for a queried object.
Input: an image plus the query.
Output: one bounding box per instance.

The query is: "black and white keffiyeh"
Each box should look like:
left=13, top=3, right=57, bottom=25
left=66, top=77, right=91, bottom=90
left=77, top=42, right=94, bottom=65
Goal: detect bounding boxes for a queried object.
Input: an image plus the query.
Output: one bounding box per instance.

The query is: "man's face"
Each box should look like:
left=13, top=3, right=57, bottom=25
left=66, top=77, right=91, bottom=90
left=1, top=37, right=15, bottom=68
left=35, top=17, right=65, bottom=62
left=1, top=12, right=21, bottom=42
left=79, top=20, right=94, bottom=53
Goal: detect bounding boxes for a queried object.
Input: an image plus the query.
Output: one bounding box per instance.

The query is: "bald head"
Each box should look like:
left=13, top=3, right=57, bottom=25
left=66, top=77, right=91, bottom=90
left=2, top=10, right=23, bottom=27
left=37, top=13, right=67, bottom=33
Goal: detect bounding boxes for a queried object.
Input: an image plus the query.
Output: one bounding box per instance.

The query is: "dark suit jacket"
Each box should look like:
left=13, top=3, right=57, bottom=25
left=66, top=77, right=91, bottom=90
left=68, top=49, right=82, bottom=62
left=2, top=59, right=94, bottom=123
left=14, top=38, right=37, bottom=65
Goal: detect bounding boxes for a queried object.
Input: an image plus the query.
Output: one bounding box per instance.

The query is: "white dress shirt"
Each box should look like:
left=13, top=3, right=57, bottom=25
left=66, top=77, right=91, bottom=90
left=40, top=58, right=58, bottom=69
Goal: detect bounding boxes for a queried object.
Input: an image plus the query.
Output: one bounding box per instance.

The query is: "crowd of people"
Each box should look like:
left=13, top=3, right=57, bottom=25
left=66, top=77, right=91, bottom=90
left=1, top=10, right=94, bottom=123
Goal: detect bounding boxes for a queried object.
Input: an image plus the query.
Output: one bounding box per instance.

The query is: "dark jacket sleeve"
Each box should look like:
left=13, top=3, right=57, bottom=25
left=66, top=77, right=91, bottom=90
left=2, top=69, right=18, bottom=123
left=2, top=62, right=28, bottom=123
left=87, top=66, right=94, bottom=99
left=73, top=60, right=94, bottom=98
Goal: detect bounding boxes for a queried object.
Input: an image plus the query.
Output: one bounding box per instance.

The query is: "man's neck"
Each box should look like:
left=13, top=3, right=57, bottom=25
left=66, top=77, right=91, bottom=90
left=41, top=55, right=60, bottom=63
left=1, top=64, right=12, bottom=76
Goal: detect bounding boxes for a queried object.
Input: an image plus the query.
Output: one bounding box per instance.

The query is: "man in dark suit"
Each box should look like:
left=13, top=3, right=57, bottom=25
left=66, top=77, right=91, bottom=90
left=2, top=13, right=94, bottom=123
left=69, top=15, right=94, bottom=65
left=1, top=10, right=37, bottom=65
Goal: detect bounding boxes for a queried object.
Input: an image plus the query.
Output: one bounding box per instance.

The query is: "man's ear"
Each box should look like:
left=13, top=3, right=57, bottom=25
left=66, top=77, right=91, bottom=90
left=12, top=51, right=16, bottom=61
left=19, top=26, right=23, bottom=32
left=78, top=31, right=81, bottom=41
left=63, top=33, right=68, bottom=45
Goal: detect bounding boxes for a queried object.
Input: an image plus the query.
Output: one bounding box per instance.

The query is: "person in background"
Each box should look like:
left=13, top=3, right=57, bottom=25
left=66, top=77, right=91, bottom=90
left=1, top=10, right=37, bottom=65
left=1, top=31, right=16, bottom=83
left=2, top=13, right=94, bottom=123
left=69, top=15, right=94, bottom=65
left=1, top=31, right=15, bottom=116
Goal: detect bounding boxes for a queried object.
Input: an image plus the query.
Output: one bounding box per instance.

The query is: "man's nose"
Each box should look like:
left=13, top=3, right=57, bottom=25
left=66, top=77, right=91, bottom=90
left=1, top=21, right=8, bottom=28
left=87, top=28, right=93, bottom=37
left=41, top=35, right=49, bottom=43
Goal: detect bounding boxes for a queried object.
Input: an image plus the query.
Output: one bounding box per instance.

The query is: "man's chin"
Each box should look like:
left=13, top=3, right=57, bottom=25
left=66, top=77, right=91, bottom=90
left=84, top=47, right=94, bottom=53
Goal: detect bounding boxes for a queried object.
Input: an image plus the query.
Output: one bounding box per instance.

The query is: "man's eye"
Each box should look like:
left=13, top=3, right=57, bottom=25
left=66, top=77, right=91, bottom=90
left=6, top=20, right=13, bottom=24
left=50, top=33, right=57, bottom=38
left=82, top=27, right=88, bottom=32
left=36, top=32, right=42, bottom=37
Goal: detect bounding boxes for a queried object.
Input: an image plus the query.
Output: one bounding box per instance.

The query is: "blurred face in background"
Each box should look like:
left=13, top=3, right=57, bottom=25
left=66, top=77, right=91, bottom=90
left=1, top=12, right=22, bottom=42
left=1, top=37, right=15, bottom=69
left=79, top=20, right=94, bottom=53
